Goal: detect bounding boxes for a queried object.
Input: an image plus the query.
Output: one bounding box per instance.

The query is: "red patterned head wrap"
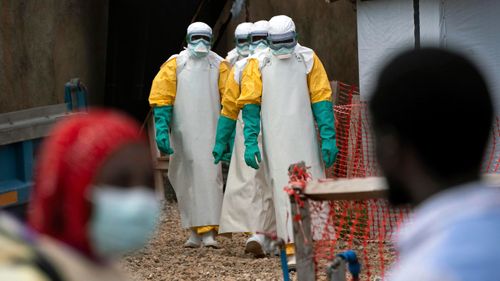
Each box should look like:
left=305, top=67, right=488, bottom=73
left=28, top=110, right=145, bottom=257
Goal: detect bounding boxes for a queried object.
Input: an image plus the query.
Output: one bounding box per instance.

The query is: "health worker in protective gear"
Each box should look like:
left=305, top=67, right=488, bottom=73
left=214, top=20, right=276, bottom=258
left=237, top=15, right=338, bottom=268
left=226, top=22, right=253, bottom=66
left=149, top=22, right=229, bottom=249
left=218, top=22, right=254, bottom=164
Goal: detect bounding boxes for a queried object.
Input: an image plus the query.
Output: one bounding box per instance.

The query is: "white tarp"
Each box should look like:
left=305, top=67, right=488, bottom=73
left=357, top=0, right=500, bottom=109
left=357, top=0, right=414, bottom=100
left=440, top=0, right=500, bottom=110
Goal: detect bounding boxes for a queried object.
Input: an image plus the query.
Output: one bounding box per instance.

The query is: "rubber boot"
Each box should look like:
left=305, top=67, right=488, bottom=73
left=184, top=229, right=201, bottom=248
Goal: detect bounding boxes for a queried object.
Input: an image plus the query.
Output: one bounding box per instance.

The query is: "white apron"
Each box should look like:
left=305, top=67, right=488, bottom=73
left=226, top=48, right=241, bottom=66
left=219, top=111, right=276, bottom=234
left=219, top=57, right=276, bottom=234
left=168, top=51, right=224, bottom=228
left=260, top=52, right=325, bottom=242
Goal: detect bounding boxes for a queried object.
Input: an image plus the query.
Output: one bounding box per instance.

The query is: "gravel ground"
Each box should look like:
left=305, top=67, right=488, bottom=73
left=121, top=201, right=395, bottom=280
left=121, top=202, right=297, bottom=281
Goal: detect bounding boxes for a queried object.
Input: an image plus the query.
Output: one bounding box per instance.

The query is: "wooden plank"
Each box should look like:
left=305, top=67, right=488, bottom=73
left=147, top=115, right=167, bottom=199
left=147, top=115, right=160, bottom=166
left=155, top=161, right=169, bottom=171
left=0, top=104, right=69, bottom=145
left=484, top=173, right=500, bottom=186
left=304, top=173, right=500, bottom=201
left=304, top=177, right=387, bottom=201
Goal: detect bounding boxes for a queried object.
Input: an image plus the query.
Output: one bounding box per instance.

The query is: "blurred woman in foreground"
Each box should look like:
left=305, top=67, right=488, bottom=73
left=0, top=110, right=160, bottom=281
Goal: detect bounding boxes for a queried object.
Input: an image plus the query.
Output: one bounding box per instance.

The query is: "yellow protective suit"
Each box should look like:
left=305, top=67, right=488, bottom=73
left=149, top=50, right=229, bottom=234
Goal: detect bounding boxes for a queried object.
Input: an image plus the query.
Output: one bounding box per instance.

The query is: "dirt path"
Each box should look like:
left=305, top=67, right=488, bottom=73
left=121, top=202, right=297, bottom=281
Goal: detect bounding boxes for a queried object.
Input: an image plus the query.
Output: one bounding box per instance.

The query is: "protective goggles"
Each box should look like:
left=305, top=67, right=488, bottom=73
left=235, top=35, right=250, bottom=47
left=268, top=31, right=297, bottom=50
left=186, top=32, right=212, bottom=45
left=250, top=32, right=268, bottom=45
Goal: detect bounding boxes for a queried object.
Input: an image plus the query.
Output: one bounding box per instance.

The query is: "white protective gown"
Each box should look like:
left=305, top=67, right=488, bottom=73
left=219, top=56, right=276, bottom=234
left=259, top=47, right=325, bottom=242
left=168, top=50, right=224, bottom=228
left=226, top=48, right=241, bottom=66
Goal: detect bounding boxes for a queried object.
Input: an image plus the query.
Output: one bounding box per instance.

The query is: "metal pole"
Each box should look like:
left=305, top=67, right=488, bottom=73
left=290, top=185, right=315, bottom=281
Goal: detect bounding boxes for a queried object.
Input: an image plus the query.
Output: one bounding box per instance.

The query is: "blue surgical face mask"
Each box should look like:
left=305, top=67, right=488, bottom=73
left=188, top=40, right=210, bottom=58
left=271, top=46, right=294, bottom=59
left=89, top=186, right=160, bottom=258
left=250, top=41, right=268, bottom=54
left=237, top=45, right=250, bottom=57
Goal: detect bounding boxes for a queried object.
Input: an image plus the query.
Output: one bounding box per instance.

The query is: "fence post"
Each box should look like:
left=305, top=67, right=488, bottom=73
left=290, top=183, right=315, bottom=281
left=327, top=257, right=347, bottom=281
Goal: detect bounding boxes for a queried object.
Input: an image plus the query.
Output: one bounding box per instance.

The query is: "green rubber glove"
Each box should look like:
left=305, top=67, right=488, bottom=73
left=213, top=115, right=237, bottom=164
left=312, top=101, right=338, bottom=168
left=153, top=106, right=174, bottom=155
left=242, top=104, right=262, bottom=169
left=223, top=129, right=236, bottom=162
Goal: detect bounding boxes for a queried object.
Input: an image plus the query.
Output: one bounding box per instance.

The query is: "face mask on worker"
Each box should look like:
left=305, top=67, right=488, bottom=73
left=249, top=40, right=268, bottom=54
left=89, top=185, right=160, bottom=258
left=187, top=33, right=212, bottom=58
left=235, top=36, right=250, bottom=57
left=268, top=31, right=297, bottom=59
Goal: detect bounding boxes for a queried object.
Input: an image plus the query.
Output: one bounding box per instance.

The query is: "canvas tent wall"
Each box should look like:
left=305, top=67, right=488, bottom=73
left=357, top=0, right=500, bottom=110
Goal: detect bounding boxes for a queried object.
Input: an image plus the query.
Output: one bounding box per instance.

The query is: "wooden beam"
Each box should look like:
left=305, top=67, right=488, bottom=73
left=0, top=104, right=69, bottom=145
left=304, top=174, right=500, bottom=201
left=483, top=173, right=500, bottom=186
left=305, top=177, right=387, bottom=201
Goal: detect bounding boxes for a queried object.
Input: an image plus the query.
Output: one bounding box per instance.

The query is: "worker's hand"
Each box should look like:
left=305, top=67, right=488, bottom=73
left=213, top=143, right=232, bottom=164
left=213, top=116, right=237, bottom=164
left=321, top=139, right=338, bottom=168
left=244, top=145, right=261, bottom=169
left=221, top=150, right=232, bottom=163
left=153, top=106, right=174, bottom=155
left=156, top=135, right=174, bottom=155
left=212, top=143, right=226, bottom=164
left=221, top=140, right=234, bottom=163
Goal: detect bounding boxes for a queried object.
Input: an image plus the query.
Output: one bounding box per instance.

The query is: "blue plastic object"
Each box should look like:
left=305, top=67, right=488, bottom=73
left=280, top=249, right=290, bottom=281
left=0, top=139, right=42, bottom=209
left=64, top=78, right=88, bottom=111
left=337, top=250, right=361, bottom=279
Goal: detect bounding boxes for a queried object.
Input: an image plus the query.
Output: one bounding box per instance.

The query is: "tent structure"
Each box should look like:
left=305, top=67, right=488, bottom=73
left=357, top=0, right=500, bottom=110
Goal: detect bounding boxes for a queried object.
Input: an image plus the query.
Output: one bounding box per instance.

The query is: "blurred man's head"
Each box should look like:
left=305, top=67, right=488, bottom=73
left=369, top=48, right=493, bottom=206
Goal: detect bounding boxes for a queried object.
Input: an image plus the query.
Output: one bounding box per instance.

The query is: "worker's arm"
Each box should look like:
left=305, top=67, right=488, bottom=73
left=148, top=58, right=177, bottom=155
left=237, top=58, right=263, bottom=107
left=308, top=53, right=338, bottom=168
left=238, top=58, right=262, bottom=169
left=221, top=67, right=241, bottom=121
left=218, top=61, right=230, bottom=104
left=149, top=58, right=177, bottom=107
left=307, top=53, right=332, bottom=104
left=213, top=66, right=239, bottom=163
